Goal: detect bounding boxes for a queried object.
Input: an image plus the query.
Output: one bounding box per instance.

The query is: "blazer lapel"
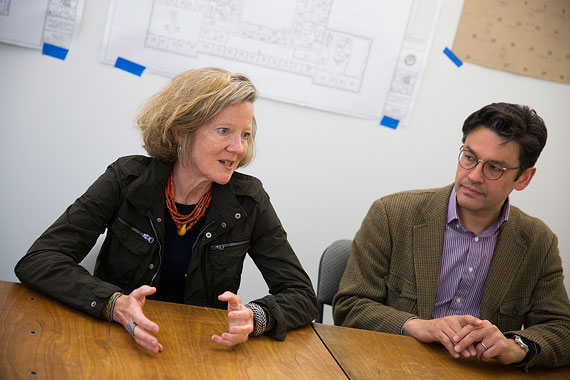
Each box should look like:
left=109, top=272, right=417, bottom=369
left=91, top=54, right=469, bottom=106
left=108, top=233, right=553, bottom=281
left=479, top=209, right=527, bottom=319
left=413, top=185, right=452, bottom=319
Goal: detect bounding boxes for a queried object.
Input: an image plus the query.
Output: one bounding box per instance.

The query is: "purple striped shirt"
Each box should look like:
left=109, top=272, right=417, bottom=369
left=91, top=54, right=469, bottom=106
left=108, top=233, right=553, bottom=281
left=432, top=187, right=510, bottom=319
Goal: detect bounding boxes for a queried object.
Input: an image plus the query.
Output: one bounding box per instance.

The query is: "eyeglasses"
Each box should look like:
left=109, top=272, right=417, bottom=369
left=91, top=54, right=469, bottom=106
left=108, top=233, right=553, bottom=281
left=458, top=146, right=521, bottom=180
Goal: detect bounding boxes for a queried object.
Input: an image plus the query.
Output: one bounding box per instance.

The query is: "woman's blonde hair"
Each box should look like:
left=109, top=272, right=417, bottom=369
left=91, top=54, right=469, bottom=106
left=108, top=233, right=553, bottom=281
left=137, top=67, right=258, bottom=167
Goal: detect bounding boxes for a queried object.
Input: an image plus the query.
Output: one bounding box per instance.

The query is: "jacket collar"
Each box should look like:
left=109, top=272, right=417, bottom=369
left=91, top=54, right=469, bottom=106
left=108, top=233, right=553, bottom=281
left=124, top=159, right=258, bottom=218
left=203, top=181, right=248, bottom=230
left=123, top=158, right=255, bottom=240
left=124, top=158, right=172, bottom=218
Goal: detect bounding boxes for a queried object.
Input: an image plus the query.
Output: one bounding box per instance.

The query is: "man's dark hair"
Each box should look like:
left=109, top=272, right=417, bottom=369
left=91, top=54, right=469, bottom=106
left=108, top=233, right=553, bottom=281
left=462, top=102, right=547, bottom=179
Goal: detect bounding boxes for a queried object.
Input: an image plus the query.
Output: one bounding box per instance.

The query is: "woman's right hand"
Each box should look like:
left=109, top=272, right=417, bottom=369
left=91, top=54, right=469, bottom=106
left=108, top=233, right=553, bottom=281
left=113, top=285, right=163, bottom=352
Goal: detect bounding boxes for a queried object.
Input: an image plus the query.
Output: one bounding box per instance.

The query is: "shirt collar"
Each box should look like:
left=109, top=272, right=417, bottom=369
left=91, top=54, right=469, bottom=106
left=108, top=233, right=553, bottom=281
left=448, top=186, right=510, bottom=234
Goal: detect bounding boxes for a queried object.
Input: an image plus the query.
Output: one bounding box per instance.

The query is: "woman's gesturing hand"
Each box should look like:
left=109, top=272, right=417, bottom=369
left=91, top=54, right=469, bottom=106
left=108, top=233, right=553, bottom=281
left=212, top=291, right=254, bottom=347
left=113, top=285, right=163, bottom=353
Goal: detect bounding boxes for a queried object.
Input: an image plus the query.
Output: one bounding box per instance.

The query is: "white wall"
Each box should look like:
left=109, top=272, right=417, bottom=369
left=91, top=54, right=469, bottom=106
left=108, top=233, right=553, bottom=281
left=1, top=1, right=569, bottom=325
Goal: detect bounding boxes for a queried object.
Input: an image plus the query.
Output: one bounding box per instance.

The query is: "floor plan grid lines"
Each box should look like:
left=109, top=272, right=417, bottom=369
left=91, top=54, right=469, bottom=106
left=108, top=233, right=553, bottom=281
left=100, top=0, right=433, bottom=120
left=144, top=0, right=371, bottom=92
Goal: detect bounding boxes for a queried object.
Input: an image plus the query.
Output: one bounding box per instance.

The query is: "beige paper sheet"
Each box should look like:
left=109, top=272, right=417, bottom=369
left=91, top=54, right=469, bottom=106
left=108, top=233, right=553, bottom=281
left=452, top=0, right=570, bottom=85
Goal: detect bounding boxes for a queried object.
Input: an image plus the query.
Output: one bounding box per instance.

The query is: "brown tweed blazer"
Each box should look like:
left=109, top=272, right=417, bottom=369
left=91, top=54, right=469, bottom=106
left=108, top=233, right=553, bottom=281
left=333, top=184, right=570, bottom=368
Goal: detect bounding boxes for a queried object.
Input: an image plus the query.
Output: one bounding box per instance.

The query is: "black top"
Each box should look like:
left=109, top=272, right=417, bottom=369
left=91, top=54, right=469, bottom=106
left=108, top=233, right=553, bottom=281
left=154, top=203, right=206, bottom=303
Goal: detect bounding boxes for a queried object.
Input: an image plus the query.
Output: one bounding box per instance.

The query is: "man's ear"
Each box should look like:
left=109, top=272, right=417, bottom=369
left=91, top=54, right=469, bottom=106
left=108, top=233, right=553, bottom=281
left=514, top=167, right=536, bottom=191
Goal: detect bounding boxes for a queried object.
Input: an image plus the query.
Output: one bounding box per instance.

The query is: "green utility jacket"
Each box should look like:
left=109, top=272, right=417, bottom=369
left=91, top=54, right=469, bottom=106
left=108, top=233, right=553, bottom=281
left=16, top=155, right=317, bottom=340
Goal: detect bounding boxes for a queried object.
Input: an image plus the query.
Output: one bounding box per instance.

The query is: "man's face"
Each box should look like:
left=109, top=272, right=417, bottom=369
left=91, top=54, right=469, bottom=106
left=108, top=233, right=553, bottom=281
left=454, top=126, right=533, bottom=220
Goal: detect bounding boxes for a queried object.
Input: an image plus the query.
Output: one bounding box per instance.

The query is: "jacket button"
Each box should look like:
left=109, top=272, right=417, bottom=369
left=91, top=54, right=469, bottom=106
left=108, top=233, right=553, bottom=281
left=91, top=301, right=97, bottom=307
left=235, top=213, right=241, bottom=219
left=221, top=222, right=227, bottom=228
left=394, top=288, right=402, bottom=295
left=156, top=218, right=162, bottom=223
left=512, top=307, right=519, bottom=316
left=149, top=264, right=154, bottom=270
left=205, top=232, right=212, bottom=238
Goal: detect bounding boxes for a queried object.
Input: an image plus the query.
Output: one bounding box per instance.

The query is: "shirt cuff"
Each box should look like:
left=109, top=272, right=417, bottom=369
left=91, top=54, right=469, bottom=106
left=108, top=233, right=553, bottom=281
left=401, top=316, right=418, bottom=335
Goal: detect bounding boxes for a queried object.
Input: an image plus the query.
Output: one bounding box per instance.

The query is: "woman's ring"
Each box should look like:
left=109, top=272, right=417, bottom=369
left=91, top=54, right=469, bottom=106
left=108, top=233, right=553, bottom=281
left=127, top=321, right=137, bottom=337
left=480, top=341, right=488, bottom=350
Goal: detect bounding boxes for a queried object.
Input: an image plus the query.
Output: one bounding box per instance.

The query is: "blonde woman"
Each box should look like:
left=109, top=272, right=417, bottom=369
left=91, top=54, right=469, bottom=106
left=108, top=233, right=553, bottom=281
left=15, top=67, right=317, bottom=352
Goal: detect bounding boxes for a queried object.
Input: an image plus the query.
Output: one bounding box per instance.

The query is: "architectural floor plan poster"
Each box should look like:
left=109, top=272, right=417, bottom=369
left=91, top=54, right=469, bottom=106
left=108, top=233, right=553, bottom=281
left=100, top=0, right=418, bottom=120
left=0, top=0, right=83, bottom=50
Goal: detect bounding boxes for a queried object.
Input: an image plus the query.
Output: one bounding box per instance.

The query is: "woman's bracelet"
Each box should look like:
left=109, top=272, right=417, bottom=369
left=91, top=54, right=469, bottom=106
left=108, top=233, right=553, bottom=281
left=244, top=302, right=268, bottom=336
left=103, top=292, right=123, bottom=321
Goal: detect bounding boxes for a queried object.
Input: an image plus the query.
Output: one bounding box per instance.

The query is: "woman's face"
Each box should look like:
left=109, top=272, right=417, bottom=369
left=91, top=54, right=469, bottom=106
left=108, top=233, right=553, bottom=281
left=186, top=101, right=253, bottom=185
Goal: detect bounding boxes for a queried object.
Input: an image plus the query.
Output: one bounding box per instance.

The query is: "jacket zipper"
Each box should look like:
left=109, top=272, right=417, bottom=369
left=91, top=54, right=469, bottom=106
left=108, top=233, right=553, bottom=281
left=116, top=217, right=155, bottom=243
left=194, top=220, right=215, bottom=306
left=210, top=240, right=249, bottom=251
left=148, top=217, right=162, bottom=287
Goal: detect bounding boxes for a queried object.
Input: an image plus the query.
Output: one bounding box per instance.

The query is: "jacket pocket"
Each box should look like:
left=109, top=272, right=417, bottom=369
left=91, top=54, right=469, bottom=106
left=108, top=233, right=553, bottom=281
left=105, top=217, right=155, bottom=290
left=112, top=217, right=154, bottom=256
left=497, top=299, right=529, bottom=331
left=209, top=240, right=249, bottom=268
left=385, top=274, right=418, bottom=314
left=209, top=240, right=249, bottom=294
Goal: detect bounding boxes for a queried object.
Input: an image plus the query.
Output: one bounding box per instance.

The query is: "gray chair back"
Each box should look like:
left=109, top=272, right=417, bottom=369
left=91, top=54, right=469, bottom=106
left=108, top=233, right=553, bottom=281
left=315, top=239, right=352, bottom=323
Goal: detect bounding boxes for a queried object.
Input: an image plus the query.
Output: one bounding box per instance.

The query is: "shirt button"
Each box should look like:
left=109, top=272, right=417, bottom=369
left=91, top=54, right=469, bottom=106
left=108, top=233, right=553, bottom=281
left=184, top=273, right=188, bottom=278
left=235, top=213, right=241, bottom=219
left=474, top=237, right=479, bottom=242
left=205, top=232, right=212, bottom=238
left=221, top=222, right=227, bottom=228
left=468, top=267, right=473, bottom=272
left=456, top=298, right=461, bottom=303
left=91, top=301, right=97, bottom=307
left=149, top=264, right=154, bottom=270
left=156, top=218, right=162, bottom=223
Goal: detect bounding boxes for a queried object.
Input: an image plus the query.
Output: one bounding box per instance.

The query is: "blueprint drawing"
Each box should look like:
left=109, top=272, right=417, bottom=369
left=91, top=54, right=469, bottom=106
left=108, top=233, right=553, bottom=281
left=101, top=0, right=414, bottom=119
left=383, top=0, right=442, bottom=127
left=0, top=0, right=10, bottom=16
left=144, top=0, right=371, bottom=93
left=0, top=0, right=83, bottom=50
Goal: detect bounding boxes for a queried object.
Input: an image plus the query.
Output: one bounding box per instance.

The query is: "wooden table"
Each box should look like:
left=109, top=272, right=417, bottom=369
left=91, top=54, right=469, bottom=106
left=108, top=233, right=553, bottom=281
left=4, top=280, right=569, bottom=380
left=0, top=281, right=345, bottom=379
left=313, top=323, right=570, bottom=380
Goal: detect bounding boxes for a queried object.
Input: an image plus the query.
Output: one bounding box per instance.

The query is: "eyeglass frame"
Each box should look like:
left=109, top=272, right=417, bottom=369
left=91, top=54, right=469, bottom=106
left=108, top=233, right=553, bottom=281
left=457, top=146, right=522, bottom=180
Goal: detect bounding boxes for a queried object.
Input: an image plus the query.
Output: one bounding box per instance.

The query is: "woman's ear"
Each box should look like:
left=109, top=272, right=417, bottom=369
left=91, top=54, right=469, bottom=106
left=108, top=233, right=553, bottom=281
left=173, top=127, right=184, bottom=144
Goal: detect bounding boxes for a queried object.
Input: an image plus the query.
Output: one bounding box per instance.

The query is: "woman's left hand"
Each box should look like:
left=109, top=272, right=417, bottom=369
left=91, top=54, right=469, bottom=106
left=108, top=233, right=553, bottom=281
left=211, top=291, right=253, bottom=347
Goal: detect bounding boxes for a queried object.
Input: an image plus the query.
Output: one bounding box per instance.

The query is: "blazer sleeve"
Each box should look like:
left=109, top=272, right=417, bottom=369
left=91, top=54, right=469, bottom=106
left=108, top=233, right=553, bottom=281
left=510, top=232, right=570, bottom=369
left=333, top=198, right=417, bottom=334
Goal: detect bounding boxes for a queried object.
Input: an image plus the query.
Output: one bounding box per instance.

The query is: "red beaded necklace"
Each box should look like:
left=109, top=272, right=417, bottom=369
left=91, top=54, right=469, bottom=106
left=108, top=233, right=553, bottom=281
left=165, top=171, right=212, bottom=236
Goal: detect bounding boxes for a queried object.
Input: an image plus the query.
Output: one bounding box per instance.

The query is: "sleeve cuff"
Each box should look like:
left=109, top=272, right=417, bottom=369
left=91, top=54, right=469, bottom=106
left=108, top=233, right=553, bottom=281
left=245, top=302, right=268, bottom=336
left=401, top=316, right=418, bottom=335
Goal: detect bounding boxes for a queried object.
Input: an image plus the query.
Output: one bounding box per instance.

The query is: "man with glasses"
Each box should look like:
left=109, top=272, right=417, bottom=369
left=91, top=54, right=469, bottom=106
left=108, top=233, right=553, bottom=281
left=333, top=103, right=570, bottom=369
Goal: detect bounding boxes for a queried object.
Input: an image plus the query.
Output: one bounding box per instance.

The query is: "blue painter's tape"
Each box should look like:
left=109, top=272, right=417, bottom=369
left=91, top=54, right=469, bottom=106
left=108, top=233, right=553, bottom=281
left=380, top=116, right=400, bottom=129
left=42, top=43, right=68, bottom=60
left=114, top=57, right=146, bottom=76
left=443, top=47, right=463, bottom=67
